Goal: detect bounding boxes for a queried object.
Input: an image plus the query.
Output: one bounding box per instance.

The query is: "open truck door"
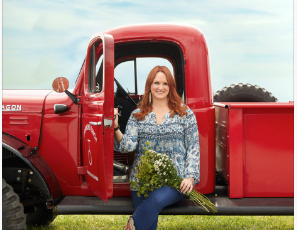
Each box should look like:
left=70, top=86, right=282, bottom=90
left=82, top=33, right=114, bottom=202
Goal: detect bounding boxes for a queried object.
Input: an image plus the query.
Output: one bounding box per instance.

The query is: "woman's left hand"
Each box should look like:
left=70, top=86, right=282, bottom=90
left=180, top=178, right=194, bottom=194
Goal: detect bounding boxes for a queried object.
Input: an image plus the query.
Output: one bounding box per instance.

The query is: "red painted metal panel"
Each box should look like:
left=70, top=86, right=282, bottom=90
left=228, top=109, right=243, bottom=198
left=2, top=90, right=52, bottom=112
left=2, top=90, right=52, bottom=149
left=82, top=34, right=114, bottom=202
left=9, top=116, right=29, bottom=120
left=102, top=34, right=115, bottom=199
left=225, top=102, right=293, bottom=109
left=39, top=91, right=82, bottom=193
left=113, top=184, right=132, bottom=197
left=243, top=111, right=294, bottom=197
left=192, top=107, right=215, bottom=194
left=3, top=113, right=42, bottom=148
left=82, top=113, right=106, bottom=197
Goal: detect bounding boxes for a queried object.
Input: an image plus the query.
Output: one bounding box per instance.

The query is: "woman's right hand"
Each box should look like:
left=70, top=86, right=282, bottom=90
left=114, top=108, right=119, bottom=127
left=114, top=108, right=123, bottom=144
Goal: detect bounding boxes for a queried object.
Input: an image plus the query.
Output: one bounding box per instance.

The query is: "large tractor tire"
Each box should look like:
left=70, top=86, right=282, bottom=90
left=214, top=83, right=278, bottom=102
left=2, top=179, right=26, bottom=230
left=26, top=206, right=57, bottom=226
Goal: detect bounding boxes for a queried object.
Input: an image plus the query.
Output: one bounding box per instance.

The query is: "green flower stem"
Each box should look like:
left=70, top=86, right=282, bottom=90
left=176, top=188, right=217, bottom=213
left=176, top=178, right=217, bottom=213
left=188, top=190, right=218, bottom=213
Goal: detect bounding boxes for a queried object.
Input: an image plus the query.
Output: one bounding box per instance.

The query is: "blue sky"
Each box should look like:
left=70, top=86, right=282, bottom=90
left=2, top=0, right=293, bottom=102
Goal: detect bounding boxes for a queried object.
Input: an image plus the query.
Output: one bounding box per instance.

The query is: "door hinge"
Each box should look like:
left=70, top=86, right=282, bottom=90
left=104, top=117, right=113, bottom=128
left=77, top=166, right=87, bottom=175
left=76, top=96, right=82, bottom=104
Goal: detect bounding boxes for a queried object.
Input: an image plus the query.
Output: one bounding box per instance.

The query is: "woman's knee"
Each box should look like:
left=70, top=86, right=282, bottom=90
left=148, top=186, right=182, bottom=210
left=149, top=193, right=164, bottom=209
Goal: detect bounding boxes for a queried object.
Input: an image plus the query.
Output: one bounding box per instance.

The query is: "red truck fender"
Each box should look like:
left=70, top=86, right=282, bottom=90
left=2, top=133, right=63, bottom=207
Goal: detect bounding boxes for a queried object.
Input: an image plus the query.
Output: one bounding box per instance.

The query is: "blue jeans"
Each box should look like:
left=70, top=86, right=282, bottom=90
left=131, top=186, right=185, bottom=230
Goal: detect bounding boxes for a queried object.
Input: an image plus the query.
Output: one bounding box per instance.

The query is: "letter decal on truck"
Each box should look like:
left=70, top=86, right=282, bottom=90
left=83, top=124, right=98, bottom=142
left=2, top=105, right=22, bottom=111
left=87, top=139, right=92, bottom=166
left=87, top=170, right=99, bottom=181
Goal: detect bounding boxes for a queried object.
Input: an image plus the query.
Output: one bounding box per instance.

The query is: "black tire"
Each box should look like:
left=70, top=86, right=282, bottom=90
left=26, top=206, right=57, bottom=226
left=214, top=83, right=278, bottom=102
left=2, top=179, right=26, bottom=230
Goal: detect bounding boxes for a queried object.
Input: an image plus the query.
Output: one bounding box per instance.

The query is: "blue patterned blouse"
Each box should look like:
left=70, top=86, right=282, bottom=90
left=114, top=107, right=200, bottom=190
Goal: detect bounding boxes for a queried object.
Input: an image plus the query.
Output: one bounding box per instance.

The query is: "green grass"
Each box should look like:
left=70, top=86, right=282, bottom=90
left=28, top=215, right=294, bottom=230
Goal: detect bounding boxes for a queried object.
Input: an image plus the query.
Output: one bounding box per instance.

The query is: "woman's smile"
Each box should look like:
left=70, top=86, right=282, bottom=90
left=151, top=72, right=169, bottom=101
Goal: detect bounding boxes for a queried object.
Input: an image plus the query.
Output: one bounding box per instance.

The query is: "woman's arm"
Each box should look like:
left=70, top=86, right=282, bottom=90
left=183, top=108, right=200, bottom=185
left=114, top=108, right=139, bottom=153
left=114, top=129, right=123, bottom=145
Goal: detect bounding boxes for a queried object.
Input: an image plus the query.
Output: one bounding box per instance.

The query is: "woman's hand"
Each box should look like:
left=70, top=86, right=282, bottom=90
left=180, top=178, right=194, bottom=194
left=114, top=108, right=123, bottom=144
left=114, top=108, right=119, bottom=128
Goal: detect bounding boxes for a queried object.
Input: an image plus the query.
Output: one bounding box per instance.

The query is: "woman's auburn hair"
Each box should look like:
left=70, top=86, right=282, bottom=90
left=133, top=65, right=188, bottom=121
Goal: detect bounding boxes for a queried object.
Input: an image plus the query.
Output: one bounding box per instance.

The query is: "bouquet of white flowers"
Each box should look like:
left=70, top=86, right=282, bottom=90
left=130, top=142, right=217, bottom=213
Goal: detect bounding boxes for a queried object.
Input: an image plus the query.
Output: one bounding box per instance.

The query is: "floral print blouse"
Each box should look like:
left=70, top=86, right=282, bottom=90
left=114, top=107, right=200, bottom=190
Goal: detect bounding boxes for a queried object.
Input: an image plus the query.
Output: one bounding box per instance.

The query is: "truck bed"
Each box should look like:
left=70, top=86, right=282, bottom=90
left=215, top=102, right=294, bottom=198
left=57, top=186, right=293, bottom=215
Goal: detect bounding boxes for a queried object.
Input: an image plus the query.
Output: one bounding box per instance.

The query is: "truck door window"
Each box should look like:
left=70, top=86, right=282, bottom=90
left=89, top=41, right=104, bottom=93
left=95, top=54, right=103, bottom=92
left=114, top=60, right=135, bottom=94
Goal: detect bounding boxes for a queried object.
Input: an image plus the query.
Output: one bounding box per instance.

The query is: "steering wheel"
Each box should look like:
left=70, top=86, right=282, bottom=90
left=114, top=78, right=137, bottom=107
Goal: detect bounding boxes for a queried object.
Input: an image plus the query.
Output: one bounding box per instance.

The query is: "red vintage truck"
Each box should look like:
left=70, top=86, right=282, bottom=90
left=2, top=23, right=294, bottom=229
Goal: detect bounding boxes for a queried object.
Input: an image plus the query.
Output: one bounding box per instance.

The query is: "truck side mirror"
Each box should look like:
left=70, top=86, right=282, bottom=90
left=52, top=77, right=69, bottom=93
left=52, top=77, right=79, bottom=104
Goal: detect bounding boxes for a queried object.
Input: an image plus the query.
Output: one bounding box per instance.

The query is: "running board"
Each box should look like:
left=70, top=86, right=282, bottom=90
left=57, top=186, right=293, bottom=215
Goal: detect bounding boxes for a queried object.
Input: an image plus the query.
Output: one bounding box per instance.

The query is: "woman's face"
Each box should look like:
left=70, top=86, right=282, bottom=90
left=150, top=71, right=170, bottom=102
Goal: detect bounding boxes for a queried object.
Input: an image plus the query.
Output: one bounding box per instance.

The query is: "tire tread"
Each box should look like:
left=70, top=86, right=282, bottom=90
left=214, top=83, right=278, bottom=102
left=2, top=179, right=27, bottom=230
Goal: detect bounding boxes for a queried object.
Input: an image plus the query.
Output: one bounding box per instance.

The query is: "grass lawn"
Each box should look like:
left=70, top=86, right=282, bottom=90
left=28, top=215, right=294, bottom=229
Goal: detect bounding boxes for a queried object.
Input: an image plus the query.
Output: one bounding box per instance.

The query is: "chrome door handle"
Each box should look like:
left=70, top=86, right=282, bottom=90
left=89, top=121, right=102, bottom=126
